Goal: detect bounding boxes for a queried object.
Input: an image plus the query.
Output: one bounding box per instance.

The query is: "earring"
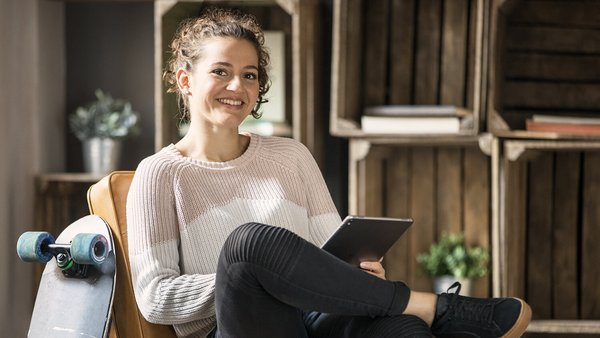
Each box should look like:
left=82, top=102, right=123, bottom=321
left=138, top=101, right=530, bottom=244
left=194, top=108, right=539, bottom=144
left=182, top=87, right=190, bottom=95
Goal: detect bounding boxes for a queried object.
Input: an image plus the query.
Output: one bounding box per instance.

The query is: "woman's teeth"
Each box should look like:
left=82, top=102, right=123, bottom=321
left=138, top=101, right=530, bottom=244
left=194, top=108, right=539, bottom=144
left=219, top=99, right=243, bottom=106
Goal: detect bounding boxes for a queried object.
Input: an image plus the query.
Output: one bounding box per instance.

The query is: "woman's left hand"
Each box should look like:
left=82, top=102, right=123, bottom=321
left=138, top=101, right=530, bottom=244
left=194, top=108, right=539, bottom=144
left=359, top=258, right=386, bottom=280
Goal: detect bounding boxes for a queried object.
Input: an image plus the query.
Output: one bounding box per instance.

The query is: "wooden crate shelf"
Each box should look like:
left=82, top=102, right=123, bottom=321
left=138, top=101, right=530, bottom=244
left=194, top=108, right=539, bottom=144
left=489, top=138, right=600, bottom=333
left=487, top=0, right=600, bottom=140
left=330, top=0, right=488, bottom=139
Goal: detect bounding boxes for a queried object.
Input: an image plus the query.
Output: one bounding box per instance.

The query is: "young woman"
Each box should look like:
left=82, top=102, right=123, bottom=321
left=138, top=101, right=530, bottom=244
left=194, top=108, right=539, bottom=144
left=127, top=8, right=531, bottom=338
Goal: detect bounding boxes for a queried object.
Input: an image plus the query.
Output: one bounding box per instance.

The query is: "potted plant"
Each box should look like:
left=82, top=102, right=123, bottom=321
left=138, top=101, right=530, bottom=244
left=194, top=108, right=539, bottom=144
left=69, top=89, right=139, bottom=174
left=417, top=232, right=489, bottom=296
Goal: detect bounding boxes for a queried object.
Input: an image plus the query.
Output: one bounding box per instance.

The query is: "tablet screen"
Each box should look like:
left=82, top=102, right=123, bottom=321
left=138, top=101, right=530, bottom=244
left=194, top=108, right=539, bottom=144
left=321, top=216, right=412, bottom=266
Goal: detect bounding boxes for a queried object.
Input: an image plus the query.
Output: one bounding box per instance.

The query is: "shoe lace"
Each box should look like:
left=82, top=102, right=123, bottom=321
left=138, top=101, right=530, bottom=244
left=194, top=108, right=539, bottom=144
left=446, top=282, right=494, bottom=324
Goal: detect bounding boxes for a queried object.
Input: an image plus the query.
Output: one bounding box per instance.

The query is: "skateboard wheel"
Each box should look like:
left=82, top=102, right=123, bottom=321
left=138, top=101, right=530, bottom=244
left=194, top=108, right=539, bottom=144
left=16, top=232, right=55, bottom=263
left=71, top=233, right=109, bottom=265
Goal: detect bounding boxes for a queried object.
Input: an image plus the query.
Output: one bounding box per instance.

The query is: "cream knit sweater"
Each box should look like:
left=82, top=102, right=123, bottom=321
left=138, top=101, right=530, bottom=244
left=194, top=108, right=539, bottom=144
left=126, top=134, right=341, bottom=338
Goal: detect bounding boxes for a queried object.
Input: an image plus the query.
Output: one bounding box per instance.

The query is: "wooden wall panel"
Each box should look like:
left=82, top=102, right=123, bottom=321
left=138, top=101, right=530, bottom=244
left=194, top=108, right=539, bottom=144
left=343, top=0, right=363, bottom=122
left=503, top=82, right=600, bottom=110
left=440, top=0, right=468, bottom=106
left=463, top=147, right=490, bottom=298
left=408, top=148, right=436, bottom=289
left=509, top=0, right=600, bottom=28
left=362, top=0, right=389, bottom=106
left=414, top=0, right=442, bottom=104
left=389, top=0, right=415, bottom=105
left=526, top=153, right=553, bottom=319
left=358, top=152, right=384, bottom=216
left=505, top=26, right=600, bottom=54
left=552, top=152, right=580, bottom=319
left=384, top=149, right=411, bottom=282
left=504, top=158, right=527, bottom=298
left=436, top=148, right=463, bottom=234
left=581, top=152, right=600, bottom=319
left=505, top=54, right=600, bottom=82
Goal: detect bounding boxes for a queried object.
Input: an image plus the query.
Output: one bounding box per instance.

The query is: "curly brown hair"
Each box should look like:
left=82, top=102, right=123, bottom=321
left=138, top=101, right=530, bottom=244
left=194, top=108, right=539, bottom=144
left=163, top=8, right=271, bottom=120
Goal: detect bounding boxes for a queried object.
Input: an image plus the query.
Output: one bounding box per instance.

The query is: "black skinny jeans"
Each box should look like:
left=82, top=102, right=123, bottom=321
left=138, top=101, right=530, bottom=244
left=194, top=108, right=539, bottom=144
left=212, top=222, right=432, bottom=337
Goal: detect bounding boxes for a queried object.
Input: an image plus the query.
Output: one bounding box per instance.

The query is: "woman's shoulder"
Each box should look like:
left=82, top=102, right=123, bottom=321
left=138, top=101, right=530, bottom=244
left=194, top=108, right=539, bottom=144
left=257, top=135, right=312, bottom=159
left=134, top=145, right=187, bottom=177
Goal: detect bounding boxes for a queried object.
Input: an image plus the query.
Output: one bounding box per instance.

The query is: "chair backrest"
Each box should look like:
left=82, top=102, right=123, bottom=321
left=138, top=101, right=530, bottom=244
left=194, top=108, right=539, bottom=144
left=87, top=171, right=176, bottom=338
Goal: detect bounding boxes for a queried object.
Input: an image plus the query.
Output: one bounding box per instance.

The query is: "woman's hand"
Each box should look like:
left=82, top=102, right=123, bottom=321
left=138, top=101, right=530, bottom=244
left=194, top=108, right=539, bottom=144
left=359, top=257, right=386, bottom=280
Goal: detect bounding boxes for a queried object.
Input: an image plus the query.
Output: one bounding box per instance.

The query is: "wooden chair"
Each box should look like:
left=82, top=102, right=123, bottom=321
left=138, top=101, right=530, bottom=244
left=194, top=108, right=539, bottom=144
left=87, top=171, right=176, bottom=338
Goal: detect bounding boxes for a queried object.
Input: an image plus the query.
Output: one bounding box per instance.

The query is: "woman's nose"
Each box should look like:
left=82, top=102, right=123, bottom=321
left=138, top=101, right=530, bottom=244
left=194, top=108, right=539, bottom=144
left=226, top=77, right=242, bottom=91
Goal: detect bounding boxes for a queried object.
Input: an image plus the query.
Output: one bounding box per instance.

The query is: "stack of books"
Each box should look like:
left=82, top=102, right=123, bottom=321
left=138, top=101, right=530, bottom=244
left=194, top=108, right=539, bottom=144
left=526, top=114, right=600, bottom=136
left=360, top=105, right=466, bottom=134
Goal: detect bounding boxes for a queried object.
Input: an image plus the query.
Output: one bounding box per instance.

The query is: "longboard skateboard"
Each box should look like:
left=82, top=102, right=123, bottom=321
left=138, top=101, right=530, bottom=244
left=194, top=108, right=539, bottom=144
left=17, top=215, right=116, bottom=338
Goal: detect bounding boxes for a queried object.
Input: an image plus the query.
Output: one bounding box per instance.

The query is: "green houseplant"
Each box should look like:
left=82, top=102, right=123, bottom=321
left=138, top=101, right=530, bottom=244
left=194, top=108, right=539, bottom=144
left=69, top=89, right=139, bottom=174
left=417, top=232, right=489, bottom=295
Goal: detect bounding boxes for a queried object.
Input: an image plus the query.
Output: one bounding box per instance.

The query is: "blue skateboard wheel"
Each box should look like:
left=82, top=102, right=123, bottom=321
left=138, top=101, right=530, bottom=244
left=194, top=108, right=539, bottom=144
left=16, top=232, right=55, bottom=263
left=71, top=233, right=108, bottom=265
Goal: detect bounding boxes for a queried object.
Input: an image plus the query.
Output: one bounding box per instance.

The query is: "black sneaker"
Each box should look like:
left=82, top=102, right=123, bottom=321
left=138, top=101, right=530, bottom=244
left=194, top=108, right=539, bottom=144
left=431, top=282, right=532, bottom=338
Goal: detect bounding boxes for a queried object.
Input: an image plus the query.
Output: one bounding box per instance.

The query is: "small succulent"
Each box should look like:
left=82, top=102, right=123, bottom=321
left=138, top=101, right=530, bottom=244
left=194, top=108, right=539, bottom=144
left=69, top=89, right=139, bottom=140
left=417, top=232, right=489, bottom=279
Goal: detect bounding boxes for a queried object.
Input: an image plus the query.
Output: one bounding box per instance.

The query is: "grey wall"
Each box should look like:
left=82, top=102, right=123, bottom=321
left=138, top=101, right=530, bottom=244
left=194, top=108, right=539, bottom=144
left=65, top=2, right=155, bottom=172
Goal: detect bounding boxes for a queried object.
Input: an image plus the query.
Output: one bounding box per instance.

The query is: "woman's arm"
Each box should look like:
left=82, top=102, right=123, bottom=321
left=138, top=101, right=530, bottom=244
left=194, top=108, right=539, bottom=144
left=126, top=158, right=216, bottom=325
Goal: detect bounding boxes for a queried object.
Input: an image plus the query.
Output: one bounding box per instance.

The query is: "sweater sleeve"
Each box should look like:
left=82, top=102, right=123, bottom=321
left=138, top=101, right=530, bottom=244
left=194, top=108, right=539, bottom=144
left=295, top=143, right=342, bottom=246
left=126, top=158, right=216, bottom=325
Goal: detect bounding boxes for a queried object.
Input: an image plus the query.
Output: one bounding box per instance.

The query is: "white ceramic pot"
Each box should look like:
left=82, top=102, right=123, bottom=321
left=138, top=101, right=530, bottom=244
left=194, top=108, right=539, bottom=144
left=433, top=275, right=472, bottom=296
left=83, top=137, right=122, bottom=174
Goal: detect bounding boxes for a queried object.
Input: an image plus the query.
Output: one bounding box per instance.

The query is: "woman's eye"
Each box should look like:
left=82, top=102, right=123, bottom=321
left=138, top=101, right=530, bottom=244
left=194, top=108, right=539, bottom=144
left=244, top=73, right=258, bottom=80
left=211, top=69, right=227, bottom=76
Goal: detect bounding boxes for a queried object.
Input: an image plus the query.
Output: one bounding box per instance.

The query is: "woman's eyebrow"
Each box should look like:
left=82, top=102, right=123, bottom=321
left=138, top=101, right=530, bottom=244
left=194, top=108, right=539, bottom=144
left=211, top=62, right=258, bottom=71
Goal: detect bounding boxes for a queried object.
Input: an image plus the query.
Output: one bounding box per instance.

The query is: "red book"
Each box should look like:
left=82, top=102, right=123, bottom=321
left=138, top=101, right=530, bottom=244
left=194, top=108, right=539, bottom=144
left=526, top=119, right=600, bottom=135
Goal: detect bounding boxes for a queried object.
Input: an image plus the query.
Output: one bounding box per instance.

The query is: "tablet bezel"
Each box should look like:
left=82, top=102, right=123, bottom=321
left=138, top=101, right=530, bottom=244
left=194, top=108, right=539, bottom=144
left=321, top=215, right=413, bottom=266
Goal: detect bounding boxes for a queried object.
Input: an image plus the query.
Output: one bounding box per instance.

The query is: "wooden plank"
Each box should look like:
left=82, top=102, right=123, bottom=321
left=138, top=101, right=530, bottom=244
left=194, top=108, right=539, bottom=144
left=463, top=146, right=490, bottom=298
left=409, top=147, right=436, bottom=290
left=358, top=149, right=384, bottom=216
left=345, top=0, right=363, bottom=122
left=440, top=0, right=468, bottom=106
left=503, top=156, right=527, bottom=298
left=505, top=26, right=600, bottom=54
left=552, top=151, right=580, bottom=319
left=526, top=153, right=553, bottom=319
left=348, top=139, right=371, bottom=215
left=389, top=0, right=415, bottom=105
left=581, top=151, right=600, bottom=319
left=436, top=148, right=462, bottom=235
left=465, top=0, right=480, bottom=112
left=362, top=0, right=389, bottom=106
left=332, top=0, right=363, bottom=122
left=508, top=0, right=600, bottom=29
left=384, top=148, right=411, bottom=282
left=503, top=82, right=600, bottom=110
left=527, top=319, right=600, bottom=334
left=414, top=0, right=442, bottom=104
left=505, top=53, right=600, bottom=82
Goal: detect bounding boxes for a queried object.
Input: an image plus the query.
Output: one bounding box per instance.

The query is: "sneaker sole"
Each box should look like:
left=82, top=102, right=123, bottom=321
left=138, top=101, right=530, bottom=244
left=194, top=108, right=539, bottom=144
left=501, top=298, right=532, bottom=338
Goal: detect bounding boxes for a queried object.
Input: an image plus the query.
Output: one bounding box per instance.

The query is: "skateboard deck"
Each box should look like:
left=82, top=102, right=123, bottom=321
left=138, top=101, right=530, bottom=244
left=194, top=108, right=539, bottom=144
left=17, top=215, right=116, bottom=338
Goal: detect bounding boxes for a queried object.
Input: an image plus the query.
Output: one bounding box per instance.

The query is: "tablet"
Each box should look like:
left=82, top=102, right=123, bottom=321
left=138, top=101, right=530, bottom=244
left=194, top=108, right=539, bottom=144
left=321, top=216, right=413, bottom=266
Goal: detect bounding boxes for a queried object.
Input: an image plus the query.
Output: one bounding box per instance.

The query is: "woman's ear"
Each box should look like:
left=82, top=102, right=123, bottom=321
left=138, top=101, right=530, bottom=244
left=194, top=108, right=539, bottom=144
left=176, top=68, right=191, bottom=94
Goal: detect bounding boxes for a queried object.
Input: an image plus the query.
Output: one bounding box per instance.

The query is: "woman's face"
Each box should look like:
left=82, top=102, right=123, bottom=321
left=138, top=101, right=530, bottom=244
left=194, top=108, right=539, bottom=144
left=187, top=37, right=260, bottom=129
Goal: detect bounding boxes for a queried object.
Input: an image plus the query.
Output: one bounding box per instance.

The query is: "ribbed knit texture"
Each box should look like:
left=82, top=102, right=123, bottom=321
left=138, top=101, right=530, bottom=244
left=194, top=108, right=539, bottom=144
left=126, top=134, right=341, bottom=338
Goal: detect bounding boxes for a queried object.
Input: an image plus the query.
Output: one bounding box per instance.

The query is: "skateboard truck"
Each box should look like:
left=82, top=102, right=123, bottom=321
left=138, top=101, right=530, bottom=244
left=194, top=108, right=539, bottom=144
left=17, top=231, right=108, bottom=279
left=56, top=252, right=89, bottom=278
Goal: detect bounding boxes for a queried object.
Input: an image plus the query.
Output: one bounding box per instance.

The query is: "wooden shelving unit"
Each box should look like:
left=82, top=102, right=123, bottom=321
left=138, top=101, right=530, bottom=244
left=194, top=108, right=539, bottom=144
left=484, top=0, right=600, bottom=334
left=330, top=0, right=492, bottom=298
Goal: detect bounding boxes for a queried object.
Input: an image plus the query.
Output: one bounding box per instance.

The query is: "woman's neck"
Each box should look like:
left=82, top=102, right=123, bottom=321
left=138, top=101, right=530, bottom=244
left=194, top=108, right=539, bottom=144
left=175, top=125, right=250, bottom=163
